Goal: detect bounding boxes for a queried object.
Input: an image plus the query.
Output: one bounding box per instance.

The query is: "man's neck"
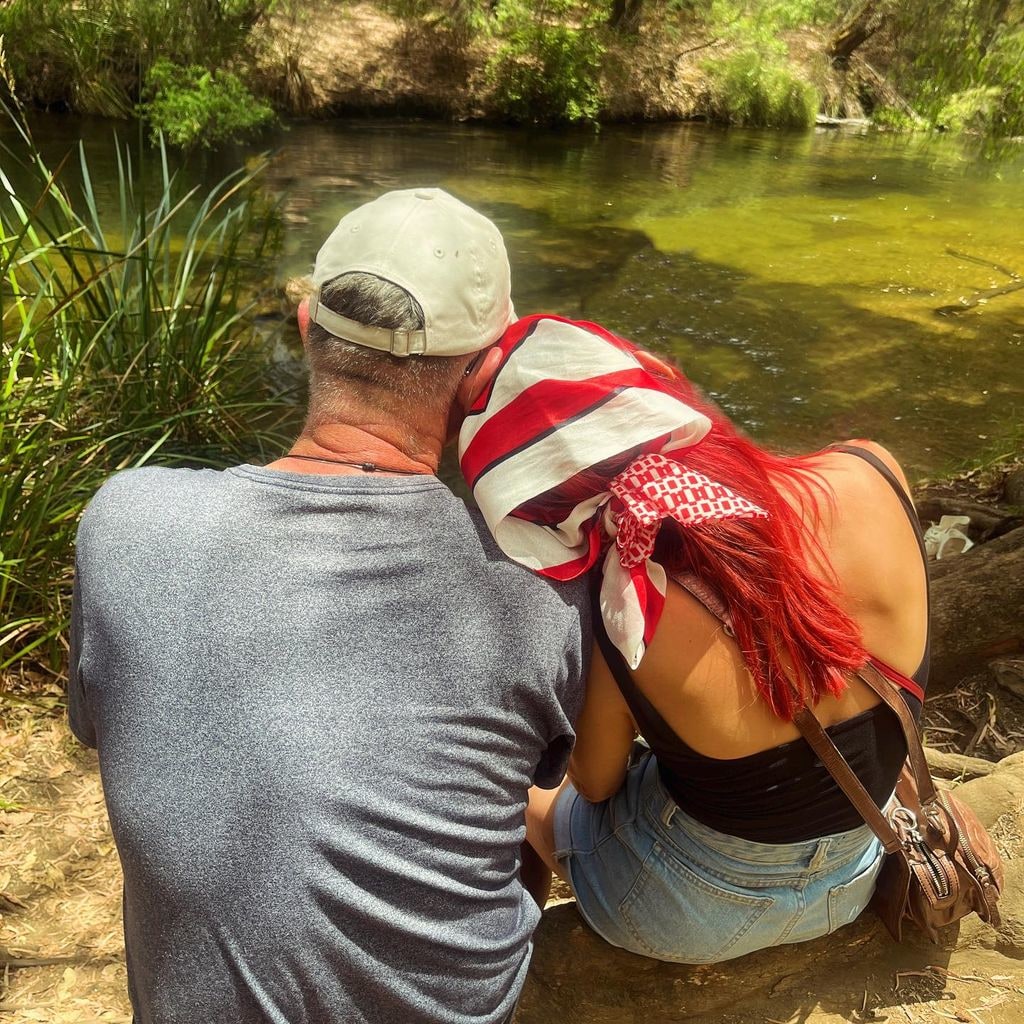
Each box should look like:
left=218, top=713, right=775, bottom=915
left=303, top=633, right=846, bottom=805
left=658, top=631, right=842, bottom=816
left=267, top=419, right=443, bottom=477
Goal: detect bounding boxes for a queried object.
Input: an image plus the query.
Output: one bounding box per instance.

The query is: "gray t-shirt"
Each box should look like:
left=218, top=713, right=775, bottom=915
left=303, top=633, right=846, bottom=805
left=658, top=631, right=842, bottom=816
left=68, top=465, right=590, bottom=1024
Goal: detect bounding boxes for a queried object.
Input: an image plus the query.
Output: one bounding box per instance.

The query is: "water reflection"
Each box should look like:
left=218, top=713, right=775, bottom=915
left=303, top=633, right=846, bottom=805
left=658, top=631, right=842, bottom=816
left=15, top=114, right=1024, bottom=475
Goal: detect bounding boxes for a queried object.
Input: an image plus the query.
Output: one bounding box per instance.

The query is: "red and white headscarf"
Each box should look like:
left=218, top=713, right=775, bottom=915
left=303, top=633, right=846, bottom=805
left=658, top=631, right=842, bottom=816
left=459, top=315, right=769, bottom=669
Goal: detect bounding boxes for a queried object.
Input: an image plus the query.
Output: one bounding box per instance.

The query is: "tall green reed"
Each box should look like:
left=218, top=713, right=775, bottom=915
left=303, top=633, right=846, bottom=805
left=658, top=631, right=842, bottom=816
left=0, top=103, right=297, bottom=694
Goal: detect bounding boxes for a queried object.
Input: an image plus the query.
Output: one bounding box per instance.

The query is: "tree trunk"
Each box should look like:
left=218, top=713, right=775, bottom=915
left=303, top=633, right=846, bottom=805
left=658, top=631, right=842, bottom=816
left=927, top=526, right=1024, bottom=693
left=979, top=0, right=1012, bottom=57
left=828, top=1, right=887, bottom=65
left=609, top=0, right=644, bottom=33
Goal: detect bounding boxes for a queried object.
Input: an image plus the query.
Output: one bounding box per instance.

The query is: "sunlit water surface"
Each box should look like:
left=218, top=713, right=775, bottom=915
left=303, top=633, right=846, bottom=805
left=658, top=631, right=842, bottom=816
left=19, top=116, right=1024, bottom=476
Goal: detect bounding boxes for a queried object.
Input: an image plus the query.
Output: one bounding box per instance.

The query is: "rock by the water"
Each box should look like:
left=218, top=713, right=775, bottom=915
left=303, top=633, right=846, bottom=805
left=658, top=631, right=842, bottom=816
left=519, top=754, right=1024, bottom=1024
left=815, top=115, right=871, bottom=129
left=1005, top=467, right=1024, bottom=507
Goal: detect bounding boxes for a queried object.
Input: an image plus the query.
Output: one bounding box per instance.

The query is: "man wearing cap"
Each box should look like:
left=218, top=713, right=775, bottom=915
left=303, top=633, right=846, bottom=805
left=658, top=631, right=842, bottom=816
left=68, top=189, right=590, bottom=1024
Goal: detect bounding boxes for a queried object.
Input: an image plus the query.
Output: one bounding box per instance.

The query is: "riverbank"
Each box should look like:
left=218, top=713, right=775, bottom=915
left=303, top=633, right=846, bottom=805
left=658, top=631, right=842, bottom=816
left=257, top=3, right=865, bottom=125
left=2, top=456, right=1022, bottom=1022
left=5, top=0, right=1021, bottom=137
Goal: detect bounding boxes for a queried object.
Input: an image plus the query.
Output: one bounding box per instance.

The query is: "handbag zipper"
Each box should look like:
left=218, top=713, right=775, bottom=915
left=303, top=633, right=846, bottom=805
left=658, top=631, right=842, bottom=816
left=937, top=794, right=995, bottom=892
left=914, top=837, right=953, bottom=900
left=893, top=807, right=953, bottom=901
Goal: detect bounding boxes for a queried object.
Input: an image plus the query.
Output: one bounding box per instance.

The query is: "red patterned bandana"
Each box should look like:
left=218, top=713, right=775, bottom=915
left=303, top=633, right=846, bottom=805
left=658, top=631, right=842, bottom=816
left=458, top=314, right=769, bottom=669
left=611, top=453, right=768, bottom=569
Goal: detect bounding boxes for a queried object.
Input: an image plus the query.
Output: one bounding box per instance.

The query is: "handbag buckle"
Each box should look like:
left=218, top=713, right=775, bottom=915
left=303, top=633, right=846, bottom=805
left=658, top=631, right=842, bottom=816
left=891, top=806, right=924, bottom=844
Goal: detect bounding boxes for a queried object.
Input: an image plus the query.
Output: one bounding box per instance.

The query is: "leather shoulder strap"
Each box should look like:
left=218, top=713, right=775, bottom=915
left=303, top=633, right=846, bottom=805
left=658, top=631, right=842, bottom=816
left=792, top=707, right=903, bottom=852
left=853, top=663, right=936, bottom=804
left=669, top=572, right=735, bottom=635
left=793, top=659, right=938, bottom=850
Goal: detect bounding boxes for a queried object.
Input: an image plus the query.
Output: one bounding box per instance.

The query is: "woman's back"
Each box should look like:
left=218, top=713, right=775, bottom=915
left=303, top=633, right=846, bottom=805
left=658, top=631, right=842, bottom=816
left=460, top=315, right=924, bottom=960
left=627, top=441, right=928, bottom=762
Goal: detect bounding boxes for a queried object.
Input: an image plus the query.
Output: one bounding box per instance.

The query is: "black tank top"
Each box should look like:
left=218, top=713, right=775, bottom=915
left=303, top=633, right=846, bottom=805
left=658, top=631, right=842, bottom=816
left=596, top=444, right=930, bottom=844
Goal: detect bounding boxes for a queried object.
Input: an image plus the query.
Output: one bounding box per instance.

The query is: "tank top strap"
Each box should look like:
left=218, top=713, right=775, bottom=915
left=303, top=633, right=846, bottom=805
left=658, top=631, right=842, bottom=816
left=827, top=443, right=931, bottom=688
left=591, top=588, right=683, bottom=751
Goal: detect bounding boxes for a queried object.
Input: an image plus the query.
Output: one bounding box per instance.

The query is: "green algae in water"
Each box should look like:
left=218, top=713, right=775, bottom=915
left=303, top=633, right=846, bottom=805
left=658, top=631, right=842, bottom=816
left=27, top=116, right=1024, bottom=477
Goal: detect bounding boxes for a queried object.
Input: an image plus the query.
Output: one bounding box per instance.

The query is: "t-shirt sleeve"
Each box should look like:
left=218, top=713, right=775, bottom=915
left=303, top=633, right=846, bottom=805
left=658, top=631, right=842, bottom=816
left=533, top=733, right=575, bottom=790
left=531, top=581, right=593, bottom=788
left=67, top=560, right=97, bottom=748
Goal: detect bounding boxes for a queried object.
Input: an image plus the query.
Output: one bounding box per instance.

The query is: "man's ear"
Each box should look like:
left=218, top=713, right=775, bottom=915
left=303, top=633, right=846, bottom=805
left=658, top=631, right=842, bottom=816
left=297, top=298, right=311, bottom=348
left=446, top=345, right=504, bottom=444
left=460, top=345, right=504, bottom=410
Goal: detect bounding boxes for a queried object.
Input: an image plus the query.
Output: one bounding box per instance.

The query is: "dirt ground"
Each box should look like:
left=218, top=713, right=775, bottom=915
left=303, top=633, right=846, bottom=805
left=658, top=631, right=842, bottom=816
left=0, top=710, right=129, bottom=1024
left=2, top=697, right=1023, bottom=1024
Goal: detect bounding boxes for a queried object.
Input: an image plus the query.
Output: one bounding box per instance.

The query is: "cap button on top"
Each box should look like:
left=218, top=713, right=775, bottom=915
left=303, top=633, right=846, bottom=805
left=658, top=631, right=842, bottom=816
left=414, top=190, right=434, bottom=200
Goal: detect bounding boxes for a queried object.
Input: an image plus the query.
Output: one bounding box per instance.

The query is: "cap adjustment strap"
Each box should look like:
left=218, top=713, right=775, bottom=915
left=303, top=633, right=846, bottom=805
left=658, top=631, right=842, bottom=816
left=309, top=291, right=427, bottom=358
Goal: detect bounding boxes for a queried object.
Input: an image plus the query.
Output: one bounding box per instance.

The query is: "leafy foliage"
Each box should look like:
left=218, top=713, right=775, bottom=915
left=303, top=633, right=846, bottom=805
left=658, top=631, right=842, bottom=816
left=887, top=0, right=1024, bottom=136
left=486, top=0, right=606, bottom=124
left=872, top=104, right=920, bottom=130
left=705, top=0, right=843, bottom=36
left=703, top=48, right=820, bottom=128
left=0, top=0, right=272, bottom=140
left=142, top=61, right=275, bottom=148
left=2, top=0, right=1023, bottom=137
left=0, top=101, right=296, bottom=682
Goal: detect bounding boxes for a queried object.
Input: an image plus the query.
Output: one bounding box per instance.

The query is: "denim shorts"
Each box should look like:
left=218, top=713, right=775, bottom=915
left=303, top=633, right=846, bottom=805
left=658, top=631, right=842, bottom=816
left=553, top=754, right=885, bottom=964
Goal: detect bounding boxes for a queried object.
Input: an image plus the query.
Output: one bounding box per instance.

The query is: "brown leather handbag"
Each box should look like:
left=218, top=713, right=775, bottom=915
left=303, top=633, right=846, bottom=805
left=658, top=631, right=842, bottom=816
left=794, top=663, right=1004, bottom=943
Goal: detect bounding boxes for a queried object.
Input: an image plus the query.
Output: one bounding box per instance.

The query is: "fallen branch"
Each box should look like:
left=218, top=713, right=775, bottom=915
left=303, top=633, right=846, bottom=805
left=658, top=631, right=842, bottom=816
left=927, top=525, right=1024, bottom=693
left=936, top=249, right=1024, bottom=316
left=675, top=36, right=723, bottom=59
left=0, top=950, right=93, bottom=969
left=923, top=746, right=996, bottom=780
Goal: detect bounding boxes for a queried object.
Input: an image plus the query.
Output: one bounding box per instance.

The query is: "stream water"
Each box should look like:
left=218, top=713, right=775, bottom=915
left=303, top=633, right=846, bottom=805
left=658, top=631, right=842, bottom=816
left=21, top=116, right=1024, bottom=476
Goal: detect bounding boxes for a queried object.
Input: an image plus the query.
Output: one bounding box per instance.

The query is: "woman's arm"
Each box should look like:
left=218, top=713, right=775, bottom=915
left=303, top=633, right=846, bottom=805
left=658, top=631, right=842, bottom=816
left=567, top=643, right=638, bottom=802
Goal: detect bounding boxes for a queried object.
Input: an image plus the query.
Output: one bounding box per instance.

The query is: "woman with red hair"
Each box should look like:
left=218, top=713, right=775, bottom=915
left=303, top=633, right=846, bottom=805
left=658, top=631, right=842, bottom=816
left=459, top=315, right=929, bottom=963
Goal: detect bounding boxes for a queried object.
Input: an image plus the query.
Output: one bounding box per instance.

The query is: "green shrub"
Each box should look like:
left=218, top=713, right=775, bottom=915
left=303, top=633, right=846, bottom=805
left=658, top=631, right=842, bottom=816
left=977, top=26, right=1024, bottom=137
left=703, top=48, right=819, bottom=129
left=935, top=86, right=1005, bottom=135
left=872, top=105, right=919, bottom=131
left=889, top=2, right=1024, bottom=139
left=0, top=101, right=295, bottom=683
left=0, top=0, right=271, bottom=119
left=703, top=0, right=842, bottom=37
left=142, top=60, right=275, bottom=148
left=0, top=0, right=138, bottom=115
left=486, top=0, right=605, bottom=125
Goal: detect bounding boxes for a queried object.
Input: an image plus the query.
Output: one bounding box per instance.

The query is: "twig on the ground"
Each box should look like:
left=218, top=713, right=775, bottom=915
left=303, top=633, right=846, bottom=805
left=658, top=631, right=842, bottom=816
left=1, top=951, right=93, bottom=969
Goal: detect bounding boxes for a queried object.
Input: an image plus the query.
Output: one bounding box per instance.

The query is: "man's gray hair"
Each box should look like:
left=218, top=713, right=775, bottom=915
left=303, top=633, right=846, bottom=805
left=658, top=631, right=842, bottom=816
left=297, top=272, right=467, bottom=424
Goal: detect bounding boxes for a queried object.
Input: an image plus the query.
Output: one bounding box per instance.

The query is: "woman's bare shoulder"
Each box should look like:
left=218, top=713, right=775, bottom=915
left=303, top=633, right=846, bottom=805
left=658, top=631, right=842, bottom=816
left=816, top=440, right=912, bottom=500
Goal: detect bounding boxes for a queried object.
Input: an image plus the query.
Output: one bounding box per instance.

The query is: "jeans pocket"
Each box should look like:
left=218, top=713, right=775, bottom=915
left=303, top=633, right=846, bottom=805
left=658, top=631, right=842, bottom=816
left=619, top=841, right=776, bottom=964
left=827, top=849, right=884, bottom=933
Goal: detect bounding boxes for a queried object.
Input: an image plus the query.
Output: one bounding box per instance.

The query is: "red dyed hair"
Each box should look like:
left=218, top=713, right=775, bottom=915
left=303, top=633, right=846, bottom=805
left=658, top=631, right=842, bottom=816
left=514, top=360, right=870, bottom=721
left=650, top=374, right=868, bottom=720
left=499, top=323, right=868, bottom=724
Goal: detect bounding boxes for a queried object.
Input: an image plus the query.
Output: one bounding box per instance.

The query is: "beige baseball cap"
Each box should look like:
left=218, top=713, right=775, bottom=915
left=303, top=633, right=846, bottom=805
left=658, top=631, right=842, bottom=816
left=309, top=188, right=515, bottom=358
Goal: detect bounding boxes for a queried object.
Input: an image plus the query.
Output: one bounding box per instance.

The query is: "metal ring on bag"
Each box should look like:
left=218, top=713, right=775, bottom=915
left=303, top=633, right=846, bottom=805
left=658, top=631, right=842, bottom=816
left=891, top=806, right=918, bottom=830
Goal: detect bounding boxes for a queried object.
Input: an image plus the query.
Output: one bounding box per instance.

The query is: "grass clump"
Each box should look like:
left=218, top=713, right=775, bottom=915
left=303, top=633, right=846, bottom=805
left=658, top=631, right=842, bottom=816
left=935, top=86, right=1004, bottom=134
left=703, top=48, right=819, bottom=129
left=142, top=60, right=275, bottom=149
left=872, top=105, right=920, bottom=131
left=0, top=100, right=296, bottom=686
left=486, top=0, right=605, bottom=125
